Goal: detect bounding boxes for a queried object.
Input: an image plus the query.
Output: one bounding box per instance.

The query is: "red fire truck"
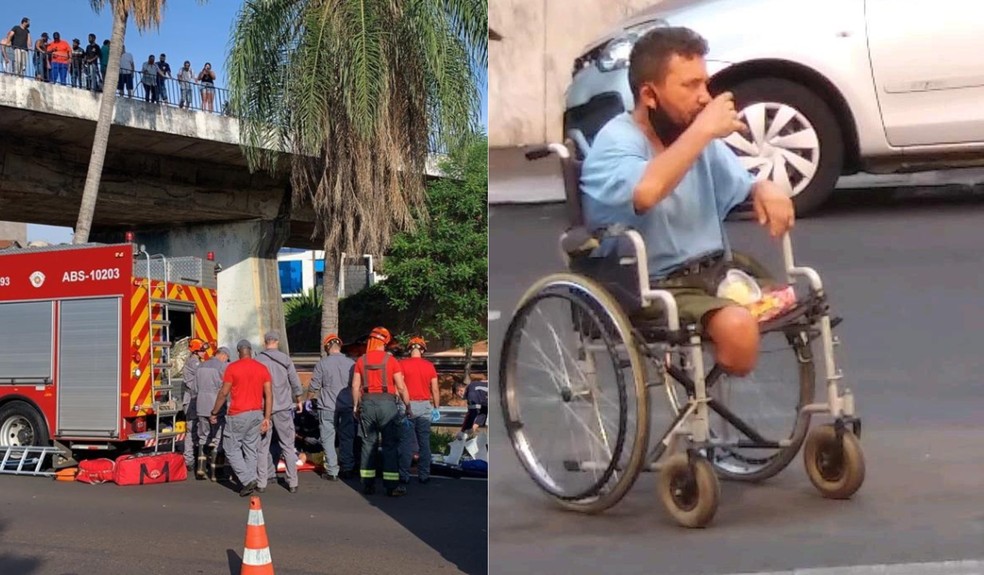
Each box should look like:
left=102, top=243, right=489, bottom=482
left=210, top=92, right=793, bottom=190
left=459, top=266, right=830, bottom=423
left=0, top=242, right=219, bottom=464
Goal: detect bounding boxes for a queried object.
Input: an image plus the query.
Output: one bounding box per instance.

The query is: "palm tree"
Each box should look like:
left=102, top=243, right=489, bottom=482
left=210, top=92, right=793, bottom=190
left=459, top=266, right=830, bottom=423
left=228, top=0, right=487, bottom=344
left=74, top=1, right=206, bottom=244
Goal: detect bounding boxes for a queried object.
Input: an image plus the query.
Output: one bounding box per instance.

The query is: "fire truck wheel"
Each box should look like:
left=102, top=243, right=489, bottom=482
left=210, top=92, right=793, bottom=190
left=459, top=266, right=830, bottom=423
left=0, top=401, right=50, bottom=447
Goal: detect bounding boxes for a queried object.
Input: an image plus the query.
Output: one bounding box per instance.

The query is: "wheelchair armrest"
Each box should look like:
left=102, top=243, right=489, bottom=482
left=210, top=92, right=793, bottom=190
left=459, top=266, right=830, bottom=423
left=781, top=232, right=824, bottom=293
left=620, top=230, right=681, bottom=332
left=559, top=226, right=599, bottom=258
left=565, top=225, right=682, bottom=332
left=524, top=143, right=571, bottom=162
left=721, top=199, right=823, bottom=294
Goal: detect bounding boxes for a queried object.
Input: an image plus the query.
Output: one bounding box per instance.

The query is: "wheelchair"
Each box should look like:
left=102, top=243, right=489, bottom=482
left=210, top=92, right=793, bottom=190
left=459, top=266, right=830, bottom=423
left=498, top=140, right=866, bottom=528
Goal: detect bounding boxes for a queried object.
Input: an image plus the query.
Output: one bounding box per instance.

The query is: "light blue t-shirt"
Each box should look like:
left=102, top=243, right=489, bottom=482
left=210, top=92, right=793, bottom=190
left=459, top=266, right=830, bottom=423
left=580, top=112, right=754, bottom=278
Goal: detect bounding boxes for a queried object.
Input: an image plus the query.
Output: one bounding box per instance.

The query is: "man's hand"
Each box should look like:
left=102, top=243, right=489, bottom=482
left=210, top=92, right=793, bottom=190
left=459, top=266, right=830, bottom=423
left=692, top=92, right=747, bottom=140
left=260, top=419, right=270, bottom=434
left=752, top=181, right=795, bottom=238
left=209, top=414, right=218, bottom=425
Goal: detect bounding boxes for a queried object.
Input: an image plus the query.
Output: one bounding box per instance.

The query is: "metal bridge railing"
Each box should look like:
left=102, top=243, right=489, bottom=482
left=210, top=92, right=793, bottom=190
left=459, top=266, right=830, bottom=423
left=0, top=47, right=232, bottom=116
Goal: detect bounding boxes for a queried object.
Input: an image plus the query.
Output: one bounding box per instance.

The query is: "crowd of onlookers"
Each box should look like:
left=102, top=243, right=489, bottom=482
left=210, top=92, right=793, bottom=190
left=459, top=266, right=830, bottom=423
left=1, top=16, right=223, bottom=112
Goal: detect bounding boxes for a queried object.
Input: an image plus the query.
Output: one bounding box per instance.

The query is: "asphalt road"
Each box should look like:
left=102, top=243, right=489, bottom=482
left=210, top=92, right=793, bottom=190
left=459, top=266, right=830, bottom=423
left=0, top=469, right=486, bottom=575
left=489, top=187, right=984, bottom=575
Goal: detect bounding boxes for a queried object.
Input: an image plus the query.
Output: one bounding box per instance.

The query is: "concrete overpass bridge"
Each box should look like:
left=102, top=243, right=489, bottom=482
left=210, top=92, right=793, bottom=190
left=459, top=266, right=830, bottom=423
left=0, top=75, right=438, bottom=350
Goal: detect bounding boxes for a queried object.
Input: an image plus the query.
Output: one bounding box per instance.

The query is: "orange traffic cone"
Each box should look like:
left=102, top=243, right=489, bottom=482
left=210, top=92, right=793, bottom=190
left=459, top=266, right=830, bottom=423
left=241, top=496, right=274, bottom=574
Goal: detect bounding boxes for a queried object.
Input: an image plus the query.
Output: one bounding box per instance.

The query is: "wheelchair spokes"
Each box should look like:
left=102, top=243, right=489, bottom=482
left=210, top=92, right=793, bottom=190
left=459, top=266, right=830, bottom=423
left=689, top=330, right=815, bottom=481
left=501, top=274, right=650, bottom=512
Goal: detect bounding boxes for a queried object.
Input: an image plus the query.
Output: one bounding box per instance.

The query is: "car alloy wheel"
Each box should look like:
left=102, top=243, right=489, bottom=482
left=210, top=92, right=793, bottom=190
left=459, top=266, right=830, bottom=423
left=724, top=102, right=821, bottom=199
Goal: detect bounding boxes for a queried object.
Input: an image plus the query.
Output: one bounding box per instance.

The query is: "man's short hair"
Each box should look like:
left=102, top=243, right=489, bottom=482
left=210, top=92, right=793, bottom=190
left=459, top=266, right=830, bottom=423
left=21, top=18, right=29, bottom=25
left=264, top=331, right=280, bottom=343
left=628, top=27, right=709, bottom=99
left=236, top=339, right=252, bottom=351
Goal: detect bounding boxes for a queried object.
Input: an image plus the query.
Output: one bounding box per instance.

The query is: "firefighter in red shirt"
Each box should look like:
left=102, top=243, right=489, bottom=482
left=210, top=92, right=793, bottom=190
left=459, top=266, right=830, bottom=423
left=209, top=339, right=273, bottom=497
left=352, top=326, right=412, bottom=497
left=398, top=336, right=440, bottom=484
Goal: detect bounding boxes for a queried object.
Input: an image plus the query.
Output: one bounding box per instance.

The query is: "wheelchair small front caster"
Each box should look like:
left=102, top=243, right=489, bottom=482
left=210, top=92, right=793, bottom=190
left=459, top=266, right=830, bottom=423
left=803, top=424, right=865, bottom=499
left=657, top=453, right=720, bottom=528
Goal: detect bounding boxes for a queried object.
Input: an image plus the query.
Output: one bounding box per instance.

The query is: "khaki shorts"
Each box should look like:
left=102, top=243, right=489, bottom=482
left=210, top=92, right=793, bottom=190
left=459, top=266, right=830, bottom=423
left=633, top=251, right=778, bottom=332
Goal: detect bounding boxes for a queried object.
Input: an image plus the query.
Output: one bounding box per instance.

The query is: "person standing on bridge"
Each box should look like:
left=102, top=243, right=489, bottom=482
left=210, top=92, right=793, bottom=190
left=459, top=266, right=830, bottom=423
left=210, top=339, right=273, bottom=497
left=70, top=38, right=85, bottom=89
left=195, top=346, right=230, bottom=481
left=1, top=18, right=31, bottom=77
left=254, top=331, right=304, bottom=493
left=177, top=60, right=194, bottom=109
left=33, top=33, right=49, bottom=82
left=197, top=62, right=216, bottom=112
left=118, top=45, right=134, bottom=98
left=141, top=54, right=160, bottom=103
left=352, top=327, right=412, bottom=497
left=306, top=334, right=354, bottom=482
left=398, top=337, right=440, bottom=485
left=44, top=32, right=70, bottom=86
left=83, top=34, right=101, bottom=91
left=182, top=338, right=209, bottom=471
left=99, top=39, right=109, bottom=82
left=156, top=53, right=171, bottom=104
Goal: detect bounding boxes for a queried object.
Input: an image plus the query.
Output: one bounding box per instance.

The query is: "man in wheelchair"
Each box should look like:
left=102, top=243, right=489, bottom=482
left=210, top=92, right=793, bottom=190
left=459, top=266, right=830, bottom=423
left=580, top=27, right=795, bottom=377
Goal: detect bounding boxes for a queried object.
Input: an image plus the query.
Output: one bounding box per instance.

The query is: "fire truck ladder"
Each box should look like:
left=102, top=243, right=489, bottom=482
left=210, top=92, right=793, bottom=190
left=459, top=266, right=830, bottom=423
left=0, top=445, right=66, bottom=477
left=144, top=253, right=182, bottom=454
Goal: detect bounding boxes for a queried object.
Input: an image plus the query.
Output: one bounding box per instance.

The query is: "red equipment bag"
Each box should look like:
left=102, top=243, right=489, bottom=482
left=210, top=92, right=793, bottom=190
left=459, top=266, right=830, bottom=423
left=76, top=458, right=116, bottom=484
left=114, top=453, right=187, bottom=486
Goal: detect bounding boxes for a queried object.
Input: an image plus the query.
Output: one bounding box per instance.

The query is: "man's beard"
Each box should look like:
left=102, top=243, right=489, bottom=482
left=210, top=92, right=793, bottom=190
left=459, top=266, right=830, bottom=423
left=647, top=100, right=689, bottom=146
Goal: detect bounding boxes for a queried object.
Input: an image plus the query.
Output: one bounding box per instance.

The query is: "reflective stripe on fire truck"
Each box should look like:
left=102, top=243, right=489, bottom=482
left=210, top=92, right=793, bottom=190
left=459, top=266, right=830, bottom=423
left=129, top=280, right=218, bottom=414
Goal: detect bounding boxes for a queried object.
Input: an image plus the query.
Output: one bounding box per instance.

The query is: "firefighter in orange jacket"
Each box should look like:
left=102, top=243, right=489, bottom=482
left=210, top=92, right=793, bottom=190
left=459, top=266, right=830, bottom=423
left=351, top=327, right=412, bottom=497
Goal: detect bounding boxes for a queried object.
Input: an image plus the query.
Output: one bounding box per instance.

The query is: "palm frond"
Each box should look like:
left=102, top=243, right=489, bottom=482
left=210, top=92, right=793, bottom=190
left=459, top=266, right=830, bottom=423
left=229, top=0, right=489, bottom=271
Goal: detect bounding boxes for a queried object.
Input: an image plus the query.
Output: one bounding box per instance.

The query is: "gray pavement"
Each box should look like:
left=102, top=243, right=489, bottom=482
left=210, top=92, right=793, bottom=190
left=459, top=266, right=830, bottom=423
left=0, top=470, right=486, bottom=575
left=489, top=188, right=984, bottom=575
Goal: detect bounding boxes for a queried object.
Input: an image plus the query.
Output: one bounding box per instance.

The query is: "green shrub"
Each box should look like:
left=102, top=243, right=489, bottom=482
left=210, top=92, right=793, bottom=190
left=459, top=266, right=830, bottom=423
left=430, top=428, right=456, bottom=456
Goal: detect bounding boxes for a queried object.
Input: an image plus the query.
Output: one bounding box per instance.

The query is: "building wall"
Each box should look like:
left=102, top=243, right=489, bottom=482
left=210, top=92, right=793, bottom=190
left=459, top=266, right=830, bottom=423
left=277, top=249, right=382, bottom=299
left=489, top=0, right=658, bottom=148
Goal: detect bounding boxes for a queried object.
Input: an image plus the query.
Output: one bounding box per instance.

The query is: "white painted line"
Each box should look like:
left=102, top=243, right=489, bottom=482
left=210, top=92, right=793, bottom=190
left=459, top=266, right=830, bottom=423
left=488, top=310, right=501, bottom=321
left=726, top=560, right=984, bottom=575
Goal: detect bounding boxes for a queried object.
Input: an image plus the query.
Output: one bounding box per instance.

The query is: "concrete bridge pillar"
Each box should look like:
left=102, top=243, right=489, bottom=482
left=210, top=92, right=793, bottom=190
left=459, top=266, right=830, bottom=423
left=96, top=213, right=291, bottom=354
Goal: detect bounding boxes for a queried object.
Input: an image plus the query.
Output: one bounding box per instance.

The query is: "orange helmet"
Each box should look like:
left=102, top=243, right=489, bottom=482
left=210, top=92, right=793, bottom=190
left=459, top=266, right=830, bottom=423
left=189, top=338, right=208, bottom=353
left=408, top=336, right=427, bottom=352
left=322, top=333, right=342, bottom=348
left=369, top=326, right=391, bottom=344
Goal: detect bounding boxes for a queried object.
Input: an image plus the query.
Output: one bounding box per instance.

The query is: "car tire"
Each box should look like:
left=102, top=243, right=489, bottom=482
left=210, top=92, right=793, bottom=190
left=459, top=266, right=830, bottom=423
left=725, top=77, right=845, bottom=217
left=0, top=400, right=51, bottom=447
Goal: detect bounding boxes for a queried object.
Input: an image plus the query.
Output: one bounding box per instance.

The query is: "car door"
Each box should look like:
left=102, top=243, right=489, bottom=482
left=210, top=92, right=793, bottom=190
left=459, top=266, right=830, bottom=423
left=865, top=0, right=984, bottom=147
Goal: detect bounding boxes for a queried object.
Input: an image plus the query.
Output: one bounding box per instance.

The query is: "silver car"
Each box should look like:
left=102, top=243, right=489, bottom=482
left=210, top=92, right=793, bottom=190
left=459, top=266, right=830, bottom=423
left=564, top=0, right=984, bottom=214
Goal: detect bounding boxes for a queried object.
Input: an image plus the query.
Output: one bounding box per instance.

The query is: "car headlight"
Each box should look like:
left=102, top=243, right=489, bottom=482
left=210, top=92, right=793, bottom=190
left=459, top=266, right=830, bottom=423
left=596, top=19, right=668, bottom=73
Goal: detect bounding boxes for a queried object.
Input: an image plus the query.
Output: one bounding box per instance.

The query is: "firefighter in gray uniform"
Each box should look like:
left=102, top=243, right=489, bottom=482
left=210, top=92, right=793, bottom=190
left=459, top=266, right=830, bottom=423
left=195, top=346, right=230, bottom=480
left=182, top=338, right=209, bottom=470
left=254, top=331, right=304, bottom=493
left=305, top=333, right=354, bottom=481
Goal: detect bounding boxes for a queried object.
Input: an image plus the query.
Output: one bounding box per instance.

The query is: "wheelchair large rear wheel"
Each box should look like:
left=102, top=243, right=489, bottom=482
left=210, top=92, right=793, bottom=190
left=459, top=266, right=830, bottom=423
left=665, top=329, right=815, bottom=482
left=500, top=273, right=649, bottom=513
